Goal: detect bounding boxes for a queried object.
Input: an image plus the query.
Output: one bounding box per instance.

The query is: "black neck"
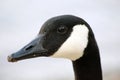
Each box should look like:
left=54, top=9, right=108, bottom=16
left=72, top=32, right=102, bottom=80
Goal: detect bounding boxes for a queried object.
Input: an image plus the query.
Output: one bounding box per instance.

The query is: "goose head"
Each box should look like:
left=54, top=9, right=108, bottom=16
left=8, top=15, right=102, bottom=80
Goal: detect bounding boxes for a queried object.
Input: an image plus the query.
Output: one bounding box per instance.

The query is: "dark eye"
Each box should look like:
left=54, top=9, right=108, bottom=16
left=57, top=26, right=68, bottom=34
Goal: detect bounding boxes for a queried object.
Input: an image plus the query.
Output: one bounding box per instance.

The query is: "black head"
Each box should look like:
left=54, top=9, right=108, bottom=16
left=8, top=15, right=91, bottom=62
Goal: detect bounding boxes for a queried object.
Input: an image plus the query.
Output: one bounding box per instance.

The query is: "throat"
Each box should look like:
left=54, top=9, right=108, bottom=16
left=72, top=45, right=102, bottom=80
left=72, top=33, right=102, bottom=80
left=72, top=56, right=102, bottom=80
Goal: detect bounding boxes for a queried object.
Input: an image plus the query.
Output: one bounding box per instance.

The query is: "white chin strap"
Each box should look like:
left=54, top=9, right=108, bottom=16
left=51, top=24, right=89, bottom=61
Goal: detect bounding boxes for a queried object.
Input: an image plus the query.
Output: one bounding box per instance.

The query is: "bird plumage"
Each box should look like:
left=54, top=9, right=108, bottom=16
left=8, top=15, right=102, bottom=80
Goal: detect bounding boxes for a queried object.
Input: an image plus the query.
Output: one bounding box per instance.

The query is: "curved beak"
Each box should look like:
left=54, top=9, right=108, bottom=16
left=8, top=35, right=48, bottom=62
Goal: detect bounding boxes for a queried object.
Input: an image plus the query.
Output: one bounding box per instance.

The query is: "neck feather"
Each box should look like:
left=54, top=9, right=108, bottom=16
left=72, top=32, right=102, bottom=80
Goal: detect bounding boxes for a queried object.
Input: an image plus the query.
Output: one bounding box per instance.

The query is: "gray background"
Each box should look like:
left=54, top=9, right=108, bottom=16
left=0, top=0, right=120, bottom=80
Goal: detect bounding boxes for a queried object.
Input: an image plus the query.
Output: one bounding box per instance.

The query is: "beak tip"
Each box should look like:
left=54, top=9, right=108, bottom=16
left=7, top=55, right=17, bottom=62
left=7, top=55, right=12, bottom=62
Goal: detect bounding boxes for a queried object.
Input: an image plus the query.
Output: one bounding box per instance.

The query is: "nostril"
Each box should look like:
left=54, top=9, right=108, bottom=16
left=25, top=45, right=34, bottom=51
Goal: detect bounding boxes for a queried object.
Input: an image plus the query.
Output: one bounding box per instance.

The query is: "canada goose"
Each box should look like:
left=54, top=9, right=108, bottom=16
left=8, top=15, right=102, bottom=80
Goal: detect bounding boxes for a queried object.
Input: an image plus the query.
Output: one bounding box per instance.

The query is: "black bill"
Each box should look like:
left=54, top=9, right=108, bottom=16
left=8, top=35, right=48, bottom=62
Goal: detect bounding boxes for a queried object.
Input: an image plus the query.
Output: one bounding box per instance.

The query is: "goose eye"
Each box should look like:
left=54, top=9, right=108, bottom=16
left=57, top=26, right=68, bottom=34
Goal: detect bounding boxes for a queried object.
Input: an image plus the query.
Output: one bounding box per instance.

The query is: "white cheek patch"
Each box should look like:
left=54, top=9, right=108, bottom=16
left=51, top=24, right=89, bottom=61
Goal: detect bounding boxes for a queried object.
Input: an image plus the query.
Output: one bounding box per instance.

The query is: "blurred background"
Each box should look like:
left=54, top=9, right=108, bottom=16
left=0, top=0, right=120, bottom=80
